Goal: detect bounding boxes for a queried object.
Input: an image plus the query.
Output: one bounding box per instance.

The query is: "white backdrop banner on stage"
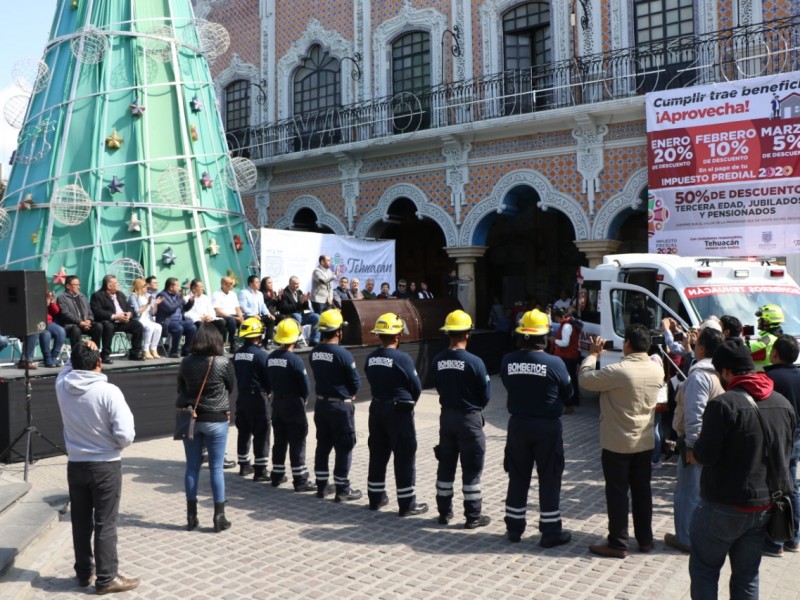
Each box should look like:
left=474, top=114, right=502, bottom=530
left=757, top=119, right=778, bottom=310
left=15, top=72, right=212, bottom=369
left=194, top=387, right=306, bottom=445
left=259, top=229, right=396, bottom=292
left=645, top=71, right=800, bottom=256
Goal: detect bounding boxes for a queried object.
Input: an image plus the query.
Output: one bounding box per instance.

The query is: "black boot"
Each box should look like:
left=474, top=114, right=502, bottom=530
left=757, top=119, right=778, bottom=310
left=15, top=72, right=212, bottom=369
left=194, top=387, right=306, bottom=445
left=213, top=502, right=231, bottom=533
left=187, top=500, right=198, bottom=531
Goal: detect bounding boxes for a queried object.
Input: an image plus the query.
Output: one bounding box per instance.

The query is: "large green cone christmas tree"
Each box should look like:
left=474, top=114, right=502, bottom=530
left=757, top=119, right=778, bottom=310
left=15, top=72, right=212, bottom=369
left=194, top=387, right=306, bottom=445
left=0, top=0, right=255, bottom=293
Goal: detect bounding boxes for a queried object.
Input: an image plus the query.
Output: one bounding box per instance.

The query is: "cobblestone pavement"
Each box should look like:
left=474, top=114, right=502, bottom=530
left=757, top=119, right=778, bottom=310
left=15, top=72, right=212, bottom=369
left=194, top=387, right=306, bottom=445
left=2, top=377, right=800, bottom=599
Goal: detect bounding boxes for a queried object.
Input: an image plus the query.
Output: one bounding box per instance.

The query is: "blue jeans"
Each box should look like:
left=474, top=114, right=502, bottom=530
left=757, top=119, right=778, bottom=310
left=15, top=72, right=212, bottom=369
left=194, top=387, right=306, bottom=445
left=673, top=458, right=702, bottom=545
left=48, top=322, right=66, bottom=361
left=183, top=421, right=228, bottom=503
left=765, top=432, right=800, bottom=550
left=288, top=312, right=321, bottom=345
left=652, top=413, right=662, bottom=463
left=690, top=501, right=770, bottom=600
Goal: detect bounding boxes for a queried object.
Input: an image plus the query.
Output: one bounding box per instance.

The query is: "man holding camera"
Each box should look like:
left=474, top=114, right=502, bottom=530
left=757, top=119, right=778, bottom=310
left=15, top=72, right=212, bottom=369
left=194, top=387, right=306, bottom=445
left=579, top=324, right=664, bottom=558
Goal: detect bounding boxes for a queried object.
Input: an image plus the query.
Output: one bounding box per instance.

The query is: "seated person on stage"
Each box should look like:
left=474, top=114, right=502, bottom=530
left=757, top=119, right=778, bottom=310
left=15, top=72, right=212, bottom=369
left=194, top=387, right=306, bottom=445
left=239, top=275, right=275, bottom=342
left=349, top=277, right=363, bottom=300
left=278, top=276, right=320, bottom=345
left=376, top=282, right=393, bottom=299
left=90, top=275, right=146, bottom=363
left=212, top=276, right=244, bottom=353
left=260, top=276, right=281, bottom=338
left=361, top=278, right=377, bottom=299
left=418, top=281, right=433, bottom=299
left=393, top=279, right=411, bottom=299
left=155, top=277, right=196, bottom=358
left=184, top=279, right=225, bottom=338
left=333, top=276, right=353, bottom=308
left=128, top=278, right=164, bottom=359
left=57, top=275, right=103, bottom=351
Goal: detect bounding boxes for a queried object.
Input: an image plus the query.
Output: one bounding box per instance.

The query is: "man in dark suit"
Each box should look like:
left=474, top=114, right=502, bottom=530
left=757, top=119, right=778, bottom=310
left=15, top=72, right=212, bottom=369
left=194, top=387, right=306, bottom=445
left=57, top=275, right=103, bottom=351
left=89, top=275, right=145, bottom=363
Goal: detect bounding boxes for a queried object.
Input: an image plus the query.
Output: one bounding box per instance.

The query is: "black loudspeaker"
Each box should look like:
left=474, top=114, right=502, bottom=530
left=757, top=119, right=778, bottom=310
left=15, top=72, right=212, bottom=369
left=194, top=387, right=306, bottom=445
left=0, top=271, right=48, bottom=337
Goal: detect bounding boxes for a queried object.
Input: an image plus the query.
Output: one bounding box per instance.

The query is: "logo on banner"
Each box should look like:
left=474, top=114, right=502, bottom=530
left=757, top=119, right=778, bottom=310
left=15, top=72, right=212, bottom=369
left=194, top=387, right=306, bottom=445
left=648, top=192, right=671, bottom=238
left=332, top=253, right=348, bottom=277
left=759, top=230, right=777, bottom=250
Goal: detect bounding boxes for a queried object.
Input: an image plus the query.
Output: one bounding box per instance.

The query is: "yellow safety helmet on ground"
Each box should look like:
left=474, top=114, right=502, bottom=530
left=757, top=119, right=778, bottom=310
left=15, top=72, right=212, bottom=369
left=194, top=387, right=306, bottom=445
left=318, top=309, right=344, bottom=332
left=273, top=318, right=301, bottom=345
left=516, top=309, right=550, bottom=336
left=371, top=312, right=404, bottom=335
left=238, top=317, right=264, bottom=339
left=755, top=304, right=784, bottom=326
left=440, top=309, right=473, bottom=333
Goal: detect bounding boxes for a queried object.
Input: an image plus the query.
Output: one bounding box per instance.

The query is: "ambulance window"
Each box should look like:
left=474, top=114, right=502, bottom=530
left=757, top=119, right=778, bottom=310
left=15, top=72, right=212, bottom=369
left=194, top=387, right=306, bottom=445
left=661, top=286, right=690, bottom=322
left=579, top=281, right=600, bottom=324
left=610, top=289, right=660, bottom=336
left=623, top=269, right=658, bottom=296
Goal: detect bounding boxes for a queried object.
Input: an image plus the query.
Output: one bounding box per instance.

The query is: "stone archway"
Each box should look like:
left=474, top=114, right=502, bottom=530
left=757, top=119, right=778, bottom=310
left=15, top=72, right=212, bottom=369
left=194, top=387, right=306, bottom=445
left=272, top=195, right=348, bottom=235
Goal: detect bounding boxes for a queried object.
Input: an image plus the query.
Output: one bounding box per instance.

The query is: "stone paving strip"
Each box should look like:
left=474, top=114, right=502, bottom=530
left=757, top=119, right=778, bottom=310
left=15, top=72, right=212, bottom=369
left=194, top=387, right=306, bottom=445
left=1, top=377, right=799, bottom=599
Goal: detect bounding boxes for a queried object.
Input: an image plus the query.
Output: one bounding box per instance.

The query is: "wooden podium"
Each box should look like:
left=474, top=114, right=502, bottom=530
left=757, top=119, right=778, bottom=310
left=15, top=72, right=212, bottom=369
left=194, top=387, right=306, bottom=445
left=339, top=298, right=461, bottom=345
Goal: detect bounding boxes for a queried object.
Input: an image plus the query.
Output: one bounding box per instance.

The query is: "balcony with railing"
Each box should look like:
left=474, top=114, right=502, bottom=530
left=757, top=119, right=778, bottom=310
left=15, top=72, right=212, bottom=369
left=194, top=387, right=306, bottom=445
left=228, top=16, right=800, bottom=161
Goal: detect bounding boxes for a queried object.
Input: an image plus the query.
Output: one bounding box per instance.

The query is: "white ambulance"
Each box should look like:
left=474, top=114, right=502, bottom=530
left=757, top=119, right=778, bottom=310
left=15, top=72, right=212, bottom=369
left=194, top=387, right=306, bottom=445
left=577, top=254, right=800, bottom=364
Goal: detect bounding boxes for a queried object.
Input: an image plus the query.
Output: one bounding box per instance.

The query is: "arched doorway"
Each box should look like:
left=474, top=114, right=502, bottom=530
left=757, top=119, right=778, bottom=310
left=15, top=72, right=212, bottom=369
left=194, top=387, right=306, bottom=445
left=474, top=186, right=583, bottom=326
left=608, top=187, right=648, bottom=254
left=364, top=198, right=450, bottom=296
left=291, top=207, right=334, bottom=233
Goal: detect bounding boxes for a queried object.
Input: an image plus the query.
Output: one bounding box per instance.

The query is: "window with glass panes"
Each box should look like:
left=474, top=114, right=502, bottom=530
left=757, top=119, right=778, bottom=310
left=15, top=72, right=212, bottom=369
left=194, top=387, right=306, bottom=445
left=225, top=80, right=250, bottom=131
left=293, top=45, right=341, bottom=115
left=634, top=0, right=694, bottom=46
left=392, top=31, right=430, bottom=94
left=502, top=2, right=551, bottom=72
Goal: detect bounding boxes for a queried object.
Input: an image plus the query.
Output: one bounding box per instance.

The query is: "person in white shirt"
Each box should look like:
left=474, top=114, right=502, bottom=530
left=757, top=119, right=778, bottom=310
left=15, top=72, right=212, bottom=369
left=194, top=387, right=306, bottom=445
left=552, top=289, right=573, bottom=312
left=211, top=277, right=244, bottom=353
left=185, top=279, right=225, bottom=336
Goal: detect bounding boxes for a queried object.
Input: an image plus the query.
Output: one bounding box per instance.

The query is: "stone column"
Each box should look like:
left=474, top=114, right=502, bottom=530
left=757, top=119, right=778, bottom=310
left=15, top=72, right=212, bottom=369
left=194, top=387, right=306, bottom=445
left=445, top=246, right=487, bottom=320
left=573, top=239, right=621, bottom=267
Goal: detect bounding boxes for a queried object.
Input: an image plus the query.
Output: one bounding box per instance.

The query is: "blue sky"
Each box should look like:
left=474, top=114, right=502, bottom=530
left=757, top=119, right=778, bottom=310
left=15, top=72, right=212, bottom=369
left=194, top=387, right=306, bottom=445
left=0, top=0, right=58, bottom=172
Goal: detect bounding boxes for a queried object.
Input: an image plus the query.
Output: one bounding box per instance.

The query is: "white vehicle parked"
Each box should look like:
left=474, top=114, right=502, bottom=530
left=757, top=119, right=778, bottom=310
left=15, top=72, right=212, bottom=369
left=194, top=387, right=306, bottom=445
left=576, top=254, right=800, bottom=365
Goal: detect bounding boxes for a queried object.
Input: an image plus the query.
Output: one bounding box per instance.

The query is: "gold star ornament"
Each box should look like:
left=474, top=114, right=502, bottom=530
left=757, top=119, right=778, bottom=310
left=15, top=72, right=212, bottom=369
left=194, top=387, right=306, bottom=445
left=105, top=130, right=123, bottom=150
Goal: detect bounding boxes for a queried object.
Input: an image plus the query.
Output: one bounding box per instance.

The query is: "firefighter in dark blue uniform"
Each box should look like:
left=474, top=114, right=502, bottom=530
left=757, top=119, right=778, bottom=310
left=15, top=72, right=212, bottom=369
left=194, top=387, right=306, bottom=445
left=233, top=317, right=272, bottom=481
left=501, top=309, right=573, bottom=547
left=365, top=313, right=428, bottom=516
left=310, top=309, right=362, bottom=502
left=267, top=318, right=316, bottom=492
left=432, top=310, right=492, bottom=528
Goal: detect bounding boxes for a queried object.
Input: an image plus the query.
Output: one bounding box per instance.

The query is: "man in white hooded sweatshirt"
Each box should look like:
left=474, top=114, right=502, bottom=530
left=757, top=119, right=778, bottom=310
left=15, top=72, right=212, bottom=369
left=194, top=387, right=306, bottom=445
left=55, top=340, right=140, bottom=595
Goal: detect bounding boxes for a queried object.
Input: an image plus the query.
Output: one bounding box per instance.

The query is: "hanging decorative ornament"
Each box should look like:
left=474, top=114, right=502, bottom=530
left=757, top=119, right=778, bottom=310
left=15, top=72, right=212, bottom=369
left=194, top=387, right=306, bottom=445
left=233, top=234, right=244, bottom=252
left=52, top=266, right=68, bottom=286
left=0, top=208, right=11, bottom=240
left=71, top=0, right=78, bottom=8
left=31, top=232, right=39, bottom=245
left=105, top=130, right=123, bottom=149
left=190, top=95, right=203, bottom=113
left=19, top=193, right=35, bottom=210
left=226, top=268, right=238, bottom=287
left=129, top=101, right=145, bottom=117
left=107, top=175, right=125, bottom=195
left=190, top=124, right=199, bottom=141
left=162, top=246, right=177, bottom=266
left=200, top=171, right=214, bottom=189
left=127, top=211, right=141, bottom=232
left=207, top=238, right=220, bottom=256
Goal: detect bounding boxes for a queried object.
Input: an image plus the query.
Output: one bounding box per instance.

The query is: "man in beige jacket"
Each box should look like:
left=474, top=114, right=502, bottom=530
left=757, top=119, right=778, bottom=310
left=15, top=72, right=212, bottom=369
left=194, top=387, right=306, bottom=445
left=579, top=324, right=664, bottom=558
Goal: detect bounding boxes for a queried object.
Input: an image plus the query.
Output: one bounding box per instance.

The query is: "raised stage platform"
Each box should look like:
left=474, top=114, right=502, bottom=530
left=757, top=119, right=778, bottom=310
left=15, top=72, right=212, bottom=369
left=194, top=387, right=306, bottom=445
left=0, top=331, right=505, bottom=463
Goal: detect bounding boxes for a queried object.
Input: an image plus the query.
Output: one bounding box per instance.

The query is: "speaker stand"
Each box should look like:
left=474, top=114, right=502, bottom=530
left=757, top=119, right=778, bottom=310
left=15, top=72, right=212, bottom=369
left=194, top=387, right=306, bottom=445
left=0, top=337, right=65, bottom=480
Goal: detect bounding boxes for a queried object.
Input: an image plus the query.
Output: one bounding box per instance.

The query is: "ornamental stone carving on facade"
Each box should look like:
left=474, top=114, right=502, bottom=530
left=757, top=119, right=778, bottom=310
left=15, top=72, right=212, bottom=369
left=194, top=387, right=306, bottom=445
left=459, top=169, right=590, bottom=246
left=353, top=183, right=458, bottom=247
left=572, top=118, right=608, bottom=215
left=337, top=156, right=362, bottom=233
left=442, top=139, right=471, bottom=224
left=254, top=169, right=273, bottom=227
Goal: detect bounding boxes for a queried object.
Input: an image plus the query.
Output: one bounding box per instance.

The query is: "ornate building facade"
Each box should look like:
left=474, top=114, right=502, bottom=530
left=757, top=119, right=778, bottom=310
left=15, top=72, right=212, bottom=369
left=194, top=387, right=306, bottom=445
left=196, top=0, right=800, bottom=320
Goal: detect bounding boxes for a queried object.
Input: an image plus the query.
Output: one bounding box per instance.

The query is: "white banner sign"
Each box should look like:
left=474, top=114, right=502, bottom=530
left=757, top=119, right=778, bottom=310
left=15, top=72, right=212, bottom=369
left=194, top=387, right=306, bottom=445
left=646, top=72, right=800, bottom=256
left=259, top=228, right=396, bottom=293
